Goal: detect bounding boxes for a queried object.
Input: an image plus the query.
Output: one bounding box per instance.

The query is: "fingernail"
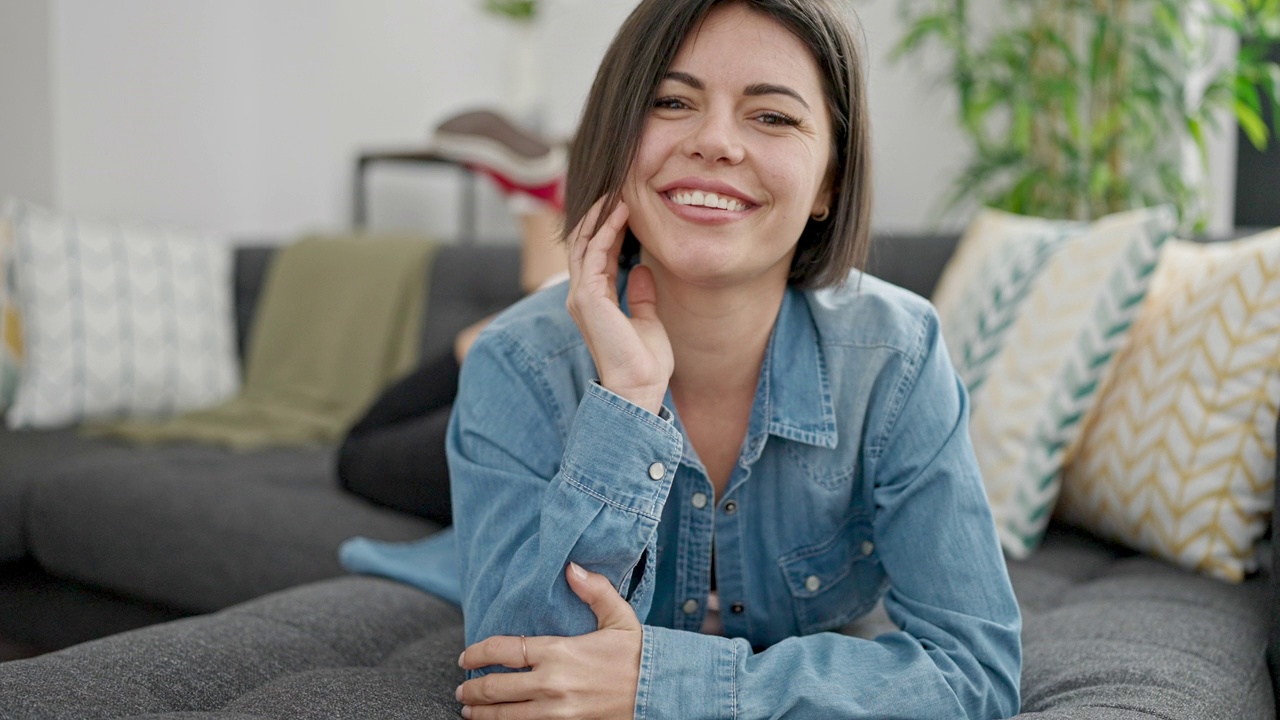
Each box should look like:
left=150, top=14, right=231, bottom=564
left=457, top=650, right=465, bottom=667
left=569, top=561, right=588, bottom=581
left=461, top=704, right=472, bottom=718
left=455, top=684, right=464, bottom=702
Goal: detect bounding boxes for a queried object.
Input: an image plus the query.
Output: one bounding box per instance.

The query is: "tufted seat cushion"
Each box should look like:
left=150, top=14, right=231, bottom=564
left=0, top=577, right=466, bottom=719
left=0, top=526, right=1272, bottom=719
left=1008, top=527, right=1273, bottom=719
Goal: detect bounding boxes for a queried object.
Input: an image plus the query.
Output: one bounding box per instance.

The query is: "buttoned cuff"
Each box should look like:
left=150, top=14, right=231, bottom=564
left=635, top=625, right=739, bottom=720
left=558, top=381, right=683, bottom=520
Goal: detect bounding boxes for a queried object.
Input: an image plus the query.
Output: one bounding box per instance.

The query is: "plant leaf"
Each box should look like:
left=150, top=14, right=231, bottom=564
left=1236, top=100, right=1270, bottom=149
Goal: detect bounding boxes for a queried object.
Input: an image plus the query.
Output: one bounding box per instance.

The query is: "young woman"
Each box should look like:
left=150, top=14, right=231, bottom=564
left=449, top=1, right=1022, bottom=717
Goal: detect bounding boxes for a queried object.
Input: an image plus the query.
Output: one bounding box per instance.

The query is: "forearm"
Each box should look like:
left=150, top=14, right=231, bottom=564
left=452, top=381, right=683, bottom=647
left=638, top=621, right=1019, bottom=719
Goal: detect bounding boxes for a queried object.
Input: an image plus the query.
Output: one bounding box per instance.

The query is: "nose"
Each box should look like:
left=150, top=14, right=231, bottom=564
left=681, top=105, right=745, bottom=165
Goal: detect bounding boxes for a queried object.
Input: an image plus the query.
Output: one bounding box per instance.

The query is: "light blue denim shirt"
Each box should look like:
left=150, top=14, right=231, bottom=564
left=447, top=267, right=1022, bottom=719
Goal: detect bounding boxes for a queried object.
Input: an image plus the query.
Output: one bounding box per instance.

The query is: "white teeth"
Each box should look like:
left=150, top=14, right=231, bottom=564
left=669, top=189, right=747, bottom=212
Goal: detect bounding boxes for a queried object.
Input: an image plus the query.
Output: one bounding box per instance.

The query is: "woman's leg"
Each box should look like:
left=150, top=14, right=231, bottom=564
left=337, top=351, right=460, bottom=525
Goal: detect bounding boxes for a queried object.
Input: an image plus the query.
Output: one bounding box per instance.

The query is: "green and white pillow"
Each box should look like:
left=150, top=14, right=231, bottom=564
left=934, top=206, right=1175, bottom=557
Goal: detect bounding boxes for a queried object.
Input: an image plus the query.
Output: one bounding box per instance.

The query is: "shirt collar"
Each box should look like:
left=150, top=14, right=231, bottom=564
left=619, top=271, right=839, bottom=458
left=759, top=287, right=838, bottom=450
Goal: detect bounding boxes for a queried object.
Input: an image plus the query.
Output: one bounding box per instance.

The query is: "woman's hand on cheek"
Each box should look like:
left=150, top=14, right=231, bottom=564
left=566, top=197, right=674, bottom=416
left=456, top=562, right=643, bottom=720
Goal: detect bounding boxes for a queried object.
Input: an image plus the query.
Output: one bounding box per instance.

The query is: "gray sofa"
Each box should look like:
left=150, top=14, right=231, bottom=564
left=0, top=234, right=1275, bottom=719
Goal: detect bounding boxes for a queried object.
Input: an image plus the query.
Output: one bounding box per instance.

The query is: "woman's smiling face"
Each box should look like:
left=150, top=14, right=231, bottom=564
left=622, top=2, right=834, bottom=290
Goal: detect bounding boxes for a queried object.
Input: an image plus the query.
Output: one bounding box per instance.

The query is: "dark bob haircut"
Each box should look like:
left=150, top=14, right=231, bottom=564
left=563, top=0, right=872, bottom=290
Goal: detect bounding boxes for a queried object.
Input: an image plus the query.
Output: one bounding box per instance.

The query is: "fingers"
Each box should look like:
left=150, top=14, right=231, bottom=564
left=565, top=562, right=643, bottom=631
left=461, top=702, right=540, bottom=720
left=460, top=634, right=537, bottom=671
left=570, top=198, right=628, bottom=278
left=456, top=670, right=540, bottom=707
left=625, top=264, right=658, bottom=321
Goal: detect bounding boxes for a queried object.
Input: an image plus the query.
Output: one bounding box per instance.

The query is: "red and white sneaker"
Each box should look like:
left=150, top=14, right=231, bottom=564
left=430, top=109, right=567, bottom=194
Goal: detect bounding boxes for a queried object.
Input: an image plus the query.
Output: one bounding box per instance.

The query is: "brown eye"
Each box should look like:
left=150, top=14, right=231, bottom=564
left=756, top=111, right=800, bottom=127
left=654, top=96, right=689, bottom=111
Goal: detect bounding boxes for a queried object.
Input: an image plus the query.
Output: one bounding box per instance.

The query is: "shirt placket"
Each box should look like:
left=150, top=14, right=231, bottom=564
left=671, top=460, right=715, bottom=632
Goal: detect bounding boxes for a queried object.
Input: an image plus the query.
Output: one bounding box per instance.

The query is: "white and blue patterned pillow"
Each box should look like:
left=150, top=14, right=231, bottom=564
left=933, top=206, right=1175, bottom=557
left=5, top=200, right=240, bottom=428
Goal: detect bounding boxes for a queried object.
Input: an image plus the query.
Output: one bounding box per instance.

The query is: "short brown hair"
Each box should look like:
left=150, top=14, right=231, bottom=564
left=563, top=0, right=872, bottom=290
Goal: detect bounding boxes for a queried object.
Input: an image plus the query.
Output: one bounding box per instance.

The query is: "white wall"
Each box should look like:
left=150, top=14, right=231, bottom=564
left=1, top=0, right=1239, bottom=241
left=0, top=0, right=54, bottom=207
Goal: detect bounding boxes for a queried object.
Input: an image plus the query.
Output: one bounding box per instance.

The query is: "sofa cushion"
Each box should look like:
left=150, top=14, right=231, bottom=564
left=0, top=576, right=466, bottom=719
left=6, top=428, right=434, bottom=612
left=0, top=529, right=1269, bottom=719
left=1008, top=527, right=1274, bottom=718
left=0, top=427, right=163, bottom=564
left=932, top=207, right=1176, bottom=559
left=1060, top=229, right=1280, bottom=582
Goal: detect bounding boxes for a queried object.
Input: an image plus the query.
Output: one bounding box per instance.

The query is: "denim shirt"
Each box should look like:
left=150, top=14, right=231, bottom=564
left=447, top=268, right=1022, bottom=719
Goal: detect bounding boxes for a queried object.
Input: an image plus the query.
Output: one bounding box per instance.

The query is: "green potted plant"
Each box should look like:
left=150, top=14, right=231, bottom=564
left=482, top=0, right=538, bottom=22
left=480, top=0, right=543, bottom=125
left=894, top=0, right=1280, bottom=231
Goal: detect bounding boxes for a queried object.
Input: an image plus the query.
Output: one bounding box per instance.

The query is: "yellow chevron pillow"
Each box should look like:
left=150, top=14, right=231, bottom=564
left=1059, top=229, right=1280, bottom=582
left=0, top=217, right=21, bottom=411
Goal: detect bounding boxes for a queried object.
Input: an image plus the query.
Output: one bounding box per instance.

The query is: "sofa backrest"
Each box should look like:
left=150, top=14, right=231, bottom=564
left=232, top=243, right=523, bottom=367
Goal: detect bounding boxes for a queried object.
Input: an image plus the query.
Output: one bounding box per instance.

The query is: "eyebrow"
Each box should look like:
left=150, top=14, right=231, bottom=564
left=662, top=71, right=811, bottom=111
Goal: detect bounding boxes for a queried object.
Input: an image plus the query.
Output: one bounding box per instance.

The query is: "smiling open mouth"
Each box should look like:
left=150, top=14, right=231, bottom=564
left=666, top=190, right=752, bottom=212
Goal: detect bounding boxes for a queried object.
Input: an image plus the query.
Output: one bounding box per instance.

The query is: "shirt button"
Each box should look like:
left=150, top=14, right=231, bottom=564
left=730, top=602, right=745, bottom=614
left=723, top=500, right=738, bottom=515
left=861, top=540, right=875, bottom=556
left=682, top=599, right=699, bottom=615
left=691, top=492, right=708, bottom=509
left=647, top=462, right=665, bottom=481
left=804, top=575, right=822, bottom=592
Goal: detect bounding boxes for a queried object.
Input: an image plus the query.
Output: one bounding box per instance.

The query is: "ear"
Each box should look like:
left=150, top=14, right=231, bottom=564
left=811, top=168, right=837, bottom=218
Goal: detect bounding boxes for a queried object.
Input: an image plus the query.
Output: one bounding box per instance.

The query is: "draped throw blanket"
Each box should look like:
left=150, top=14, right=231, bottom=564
left=89, top=235, right=437, bottom=450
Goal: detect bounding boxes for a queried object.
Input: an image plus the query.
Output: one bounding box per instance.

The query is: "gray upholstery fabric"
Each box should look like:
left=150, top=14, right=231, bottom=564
left=0, top=428, right=158, bottom=563
left=864, top=232, right=961, bottom=299
left=19, top=437, right=434, bottom=613
left=1272, top=414, right=1280, bottom=713
left=0, top=576, right=465, bottom=719
left=0, top=528, right=1270, bottom=719
left=418, top=243, right=523, bottom=362
left=1008, top=527, right=1274, bottom=719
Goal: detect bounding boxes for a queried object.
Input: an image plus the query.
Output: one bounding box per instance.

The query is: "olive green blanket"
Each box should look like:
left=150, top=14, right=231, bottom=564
left=90, top=234, right=438, bottom=450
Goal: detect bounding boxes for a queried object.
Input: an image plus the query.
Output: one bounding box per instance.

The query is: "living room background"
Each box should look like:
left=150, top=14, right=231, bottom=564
left=0, top=0, right=1244, bottom=241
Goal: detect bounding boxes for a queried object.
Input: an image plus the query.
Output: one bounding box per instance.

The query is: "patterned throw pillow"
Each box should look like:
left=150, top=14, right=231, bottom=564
left=5, top=201, right=240, bottom=429
left=0, top=217, right=21, bottom=412
left=1058, top=230, right=1280, bottom=582
left=934, top=206, right=1175, bottom=558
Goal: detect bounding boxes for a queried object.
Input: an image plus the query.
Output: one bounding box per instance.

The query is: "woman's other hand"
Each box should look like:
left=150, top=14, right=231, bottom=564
left=456, top=562, right=643, bottom=720
left=566, top=198, right=673, bottom=415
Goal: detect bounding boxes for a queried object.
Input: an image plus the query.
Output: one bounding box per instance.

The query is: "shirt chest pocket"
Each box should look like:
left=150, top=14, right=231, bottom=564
left=777, top=514, right=886, bottom=635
